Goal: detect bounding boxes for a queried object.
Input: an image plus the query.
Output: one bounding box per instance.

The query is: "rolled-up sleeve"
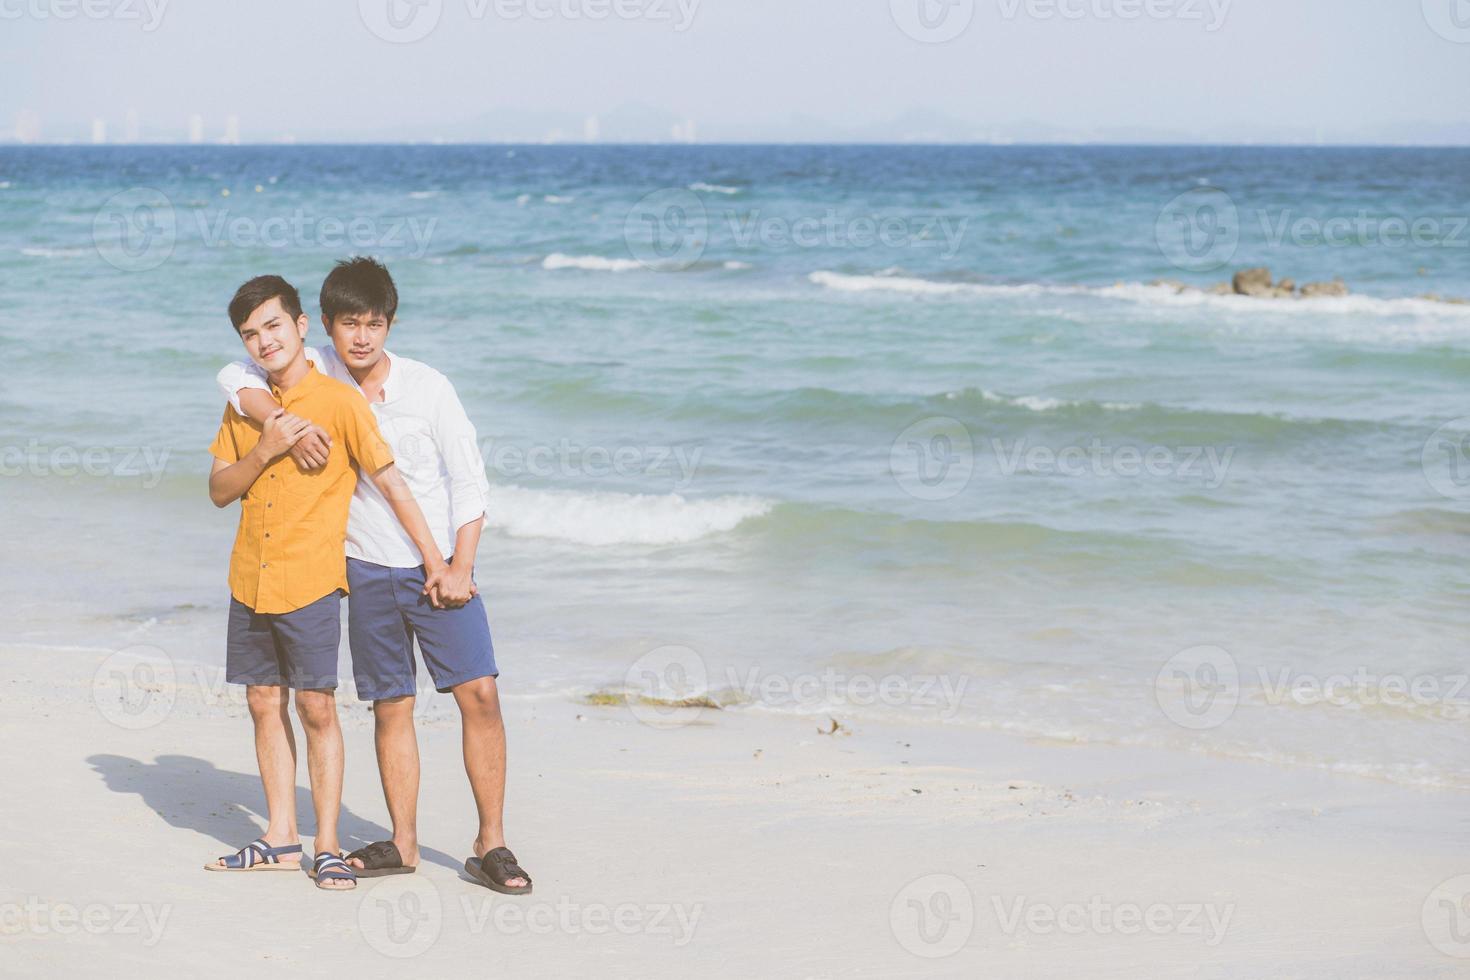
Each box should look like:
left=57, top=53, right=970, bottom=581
left=216, top=346, right=326, bottom=413
left=431, top=376, right=490, bottom=532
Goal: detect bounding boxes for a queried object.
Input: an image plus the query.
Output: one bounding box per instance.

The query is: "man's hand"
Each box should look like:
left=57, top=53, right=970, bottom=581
left=429, top=558, right=477, bottom=609
left=421, top=558, right=452, bottom=610
left=289, top=424, right=332, bottom=471
left=254, top=409, right=311, bottom=462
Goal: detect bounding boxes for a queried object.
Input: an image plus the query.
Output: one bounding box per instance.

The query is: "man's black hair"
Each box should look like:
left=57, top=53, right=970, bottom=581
left=228, top=275, right=303, bottom=331
left=320, top=256, right=398, bottom=325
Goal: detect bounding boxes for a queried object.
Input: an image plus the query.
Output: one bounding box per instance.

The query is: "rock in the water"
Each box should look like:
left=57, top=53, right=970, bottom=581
left=1300, top=278, right=1349, bottom=298
left=1233, top=267, right=1273, bottom=296
left=1206, top=282, right=1232, bottom=295
left=1277, top=278, right=1295, bottom=293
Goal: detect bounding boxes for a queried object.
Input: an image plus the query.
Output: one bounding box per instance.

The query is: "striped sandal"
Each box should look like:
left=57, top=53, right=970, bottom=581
left=204, top=838, right=303, bottom=872
left=308, top=851, right=358, bottom=891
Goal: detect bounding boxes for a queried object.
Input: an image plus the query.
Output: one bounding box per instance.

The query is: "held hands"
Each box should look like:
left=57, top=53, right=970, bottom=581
left=255, top=409, right=311, bottom=461
left=255, top=410, right=331, bottom=469
left=422, top=557, right=478, bottom=610
left=290, top=423, right=332, bottom=471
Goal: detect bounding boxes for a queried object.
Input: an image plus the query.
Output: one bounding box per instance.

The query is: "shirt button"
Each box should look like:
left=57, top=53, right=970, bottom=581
left=265, top=532, right=271, bottom=538
left=261, top=562, right=268, bottom=568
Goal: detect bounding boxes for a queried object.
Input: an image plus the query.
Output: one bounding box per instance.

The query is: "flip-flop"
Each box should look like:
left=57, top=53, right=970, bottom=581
left=464, top=846, right=532, bottom=895
left=345, top=840, right=416, bottom=877
left=308, top=851, right=358, bottom=891
left=204, top=838, right=303, bottom=872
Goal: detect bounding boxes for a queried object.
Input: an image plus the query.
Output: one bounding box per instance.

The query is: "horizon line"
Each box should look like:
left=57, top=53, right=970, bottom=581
left=4, top=140, right=1470, bottom=149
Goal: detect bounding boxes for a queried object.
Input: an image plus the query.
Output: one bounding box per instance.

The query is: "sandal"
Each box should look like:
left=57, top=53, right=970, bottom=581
left=464, top=846, right=532, bottom=895
left=204, top=838, right=302, bottom=872
left=345, top=840, right=415, bottom=878
left=308, top=851, right=358, bottom=891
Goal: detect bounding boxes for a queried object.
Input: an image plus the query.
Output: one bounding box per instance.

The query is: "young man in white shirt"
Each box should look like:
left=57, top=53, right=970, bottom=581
left=217, top=257, right=530, bottom=894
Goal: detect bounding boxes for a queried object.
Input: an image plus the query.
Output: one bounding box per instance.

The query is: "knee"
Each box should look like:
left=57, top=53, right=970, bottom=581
left=246, top=685, right=286, bottom=721
left=294, top=691, right=339, bottom=731
left=373, top=695, right=416, bottom=728
left=455, top=677, right=501, bottom=720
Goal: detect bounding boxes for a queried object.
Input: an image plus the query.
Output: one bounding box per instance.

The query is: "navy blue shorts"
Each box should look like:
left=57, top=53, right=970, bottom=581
left=226, top=590, right=343, bottom=690
left=346, top=557, right=498, bottom=702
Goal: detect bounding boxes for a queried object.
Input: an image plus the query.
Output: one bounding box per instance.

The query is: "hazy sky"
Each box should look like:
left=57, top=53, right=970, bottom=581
left=4, top=0, right=1469, bottom=143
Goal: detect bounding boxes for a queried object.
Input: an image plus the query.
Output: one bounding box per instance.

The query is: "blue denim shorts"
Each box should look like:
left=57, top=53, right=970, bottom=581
left=225, top=590, right=343, bottom=690
left=345, top=557, right=498, bottom=702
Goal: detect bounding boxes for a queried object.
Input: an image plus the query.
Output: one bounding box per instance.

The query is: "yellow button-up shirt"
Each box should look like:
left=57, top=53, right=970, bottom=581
left=208, top=363, right=395, bottom=614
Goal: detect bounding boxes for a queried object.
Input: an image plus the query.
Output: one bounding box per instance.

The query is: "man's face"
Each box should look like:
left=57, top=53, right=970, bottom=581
left=325, top=309, right=391, bottom=372
left=237, top=297, right=308, bottom=373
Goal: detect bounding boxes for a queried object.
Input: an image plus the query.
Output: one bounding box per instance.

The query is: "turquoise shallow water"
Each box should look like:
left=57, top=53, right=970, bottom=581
left=3, top=145, right=1469, bottom=787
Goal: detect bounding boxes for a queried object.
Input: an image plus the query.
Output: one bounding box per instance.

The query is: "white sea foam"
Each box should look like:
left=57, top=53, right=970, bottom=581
left=965, top=389, right=1142, bottom=413
left=407, top=190, right=437, bottom=199
left=544, top=194, right=575, bottom=204
left=21, top=246, right=87, bottom=258
left=690, top=182, right=740, bottom=195
left=809, top=270, right=1470, bottom=321
left=810, top=270, right=989, bottom=296
left=723, top=260, right=752, bottom=270
left=488, top=484, right=773, bottom=546
left=542, top=253, right=644, bottom=273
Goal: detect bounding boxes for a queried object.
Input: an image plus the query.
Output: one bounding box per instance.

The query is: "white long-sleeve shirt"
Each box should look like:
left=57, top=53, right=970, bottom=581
left=217, top=345, right=490, bottom=569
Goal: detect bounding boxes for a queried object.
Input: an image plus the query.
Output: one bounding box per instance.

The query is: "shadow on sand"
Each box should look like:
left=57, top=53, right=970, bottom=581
left=87, top=753, right=462, bottom=872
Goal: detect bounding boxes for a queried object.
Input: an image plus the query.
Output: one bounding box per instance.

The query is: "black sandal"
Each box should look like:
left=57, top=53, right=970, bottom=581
left=344, top=840, right=415, bottom=877
left=465, top=846, right=533, bottom=895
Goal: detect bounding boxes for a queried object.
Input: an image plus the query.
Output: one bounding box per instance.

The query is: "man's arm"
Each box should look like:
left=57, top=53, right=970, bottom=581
left=366, top=462, right=451, bottom=607
left=217, top=355, right=332, bottom=470
left=429, top=376, right=490, bottom=608
left=433, top=518, right=482, bottom=609
left=334, top=394, right=452, bottom=605
left=231, top=391, right=332, bottom=470
left=208, top=410, right=307, bottom=507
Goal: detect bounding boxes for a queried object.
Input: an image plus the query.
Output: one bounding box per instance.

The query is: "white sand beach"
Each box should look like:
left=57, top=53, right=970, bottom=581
left=3, top=640, right=1466, bottom=978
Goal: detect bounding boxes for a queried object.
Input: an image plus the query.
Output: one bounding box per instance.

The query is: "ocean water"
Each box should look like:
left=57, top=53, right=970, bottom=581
left=3, top=145, right=1469, bottom=788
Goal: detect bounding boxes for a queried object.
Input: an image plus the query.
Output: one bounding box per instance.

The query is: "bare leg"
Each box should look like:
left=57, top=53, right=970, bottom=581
left=206, top=684, right=300, bottom=868
left=347, top=695, right=421, bottom=870
left=294, top=688, right=351, bottom=888
left=453, top=676, right=527, bottom=888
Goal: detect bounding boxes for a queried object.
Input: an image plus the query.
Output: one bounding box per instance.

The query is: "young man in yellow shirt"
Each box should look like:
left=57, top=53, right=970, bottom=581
left=201, top=275, right=448, bottom=891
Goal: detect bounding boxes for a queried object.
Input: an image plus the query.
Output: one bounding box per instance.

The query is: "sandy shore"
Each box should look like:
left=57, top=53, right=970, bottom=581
left=3, top=641, right=1467, bottom=978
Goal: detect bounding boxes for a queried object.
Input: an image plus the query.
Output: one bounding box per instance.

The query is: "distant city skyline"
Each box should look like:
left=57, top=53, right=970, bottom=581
left=3, top=0, right=1468, bottom=146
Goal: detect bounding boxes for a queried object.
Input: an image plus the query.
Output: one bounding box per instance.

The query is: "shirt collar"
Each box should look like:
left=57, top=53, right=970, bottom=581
left=270, top=360, right=324, bottom=402
left=341, top=349, right=399, bottom=403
